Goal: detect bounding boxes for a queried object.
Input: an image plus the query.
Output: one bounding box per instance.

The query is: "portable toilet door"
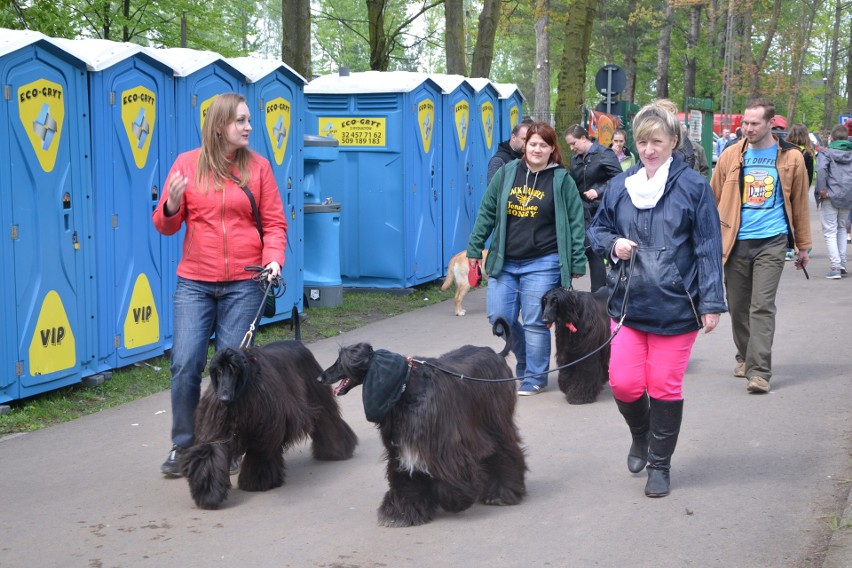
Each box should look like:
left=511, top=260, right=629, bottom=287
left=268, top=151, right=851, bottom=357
left=228, top=57, right=306, bottom=321
left=305, top=71, right=443, bottom=288
left=144, top=47, right=246, bottom=349
left=467, top=78, right=500, bottom=216
left=0, top=30, right=97, bottom=402
left=494, top=82, right=526, bottom=143
left=430, top=74, right=475, bottom=268
left=52, top=38, right=175, bottom=373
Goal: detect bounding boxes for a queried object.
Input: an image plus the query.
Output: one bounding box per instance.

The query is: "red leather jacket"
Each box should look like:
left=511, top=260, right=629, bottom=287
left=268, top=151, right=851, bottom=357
left=153, top=148, right=287, bottom=282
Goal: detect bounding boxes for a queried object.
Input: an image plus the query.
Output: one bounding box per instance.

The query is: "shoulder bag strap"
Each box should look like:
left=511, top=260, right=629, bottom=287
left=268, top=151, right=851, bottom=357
left=231, top=174, right=263, bottom=245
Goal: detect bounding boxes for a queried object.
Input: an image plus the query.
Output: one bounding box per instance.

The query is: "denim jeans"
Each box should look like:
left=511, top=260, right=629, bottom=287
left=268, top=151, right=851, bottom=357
left=819, top=200, right=849, bottom=269
left=486, top=253, right=561, bottom=389
left=169, top=277, right=265, bottom=448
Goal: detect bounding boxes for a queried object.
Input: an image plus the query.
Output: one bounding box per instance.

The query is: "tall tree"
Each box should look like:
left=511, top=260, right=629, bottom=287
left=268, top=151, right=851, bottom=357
left=282, top=0, right=312, bottom=78
left=444, top=0, right=466, bottom=75
left=821, top=0, right=843, bottom=130
left=655, top=1, right=674, bottom=99
left=470, top=0, right=501, bottom=77
left=682, top=2, right=702, bottom=107
left=785, top=0, right=823, bottom=123
left=533, top=0, right=550, bottom=120
left=555, top=0, right=597, bottom=136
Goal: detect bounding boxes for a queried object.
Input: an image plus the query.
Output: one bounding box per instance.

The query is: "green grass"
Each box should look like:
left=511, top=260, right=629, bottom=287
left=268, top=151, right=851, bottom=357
left=0, top=282, right=454, bottom=437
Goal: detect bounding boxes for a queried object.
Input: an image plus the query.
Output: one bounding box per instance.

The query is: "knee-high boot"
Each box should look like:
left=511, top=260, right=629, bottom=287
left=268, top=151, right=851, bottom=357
left=645, top=397, right=683, bottom=498
left=614, top=392, right=650, bottom=473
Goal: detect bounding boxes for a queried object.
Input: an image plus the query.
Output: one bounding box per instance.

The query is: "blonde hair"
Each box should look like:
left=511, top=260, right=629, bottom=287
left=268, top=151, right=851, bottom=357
left=196, top=93, right=252, bottom=193
left=633, top=103, right=680, bottom=146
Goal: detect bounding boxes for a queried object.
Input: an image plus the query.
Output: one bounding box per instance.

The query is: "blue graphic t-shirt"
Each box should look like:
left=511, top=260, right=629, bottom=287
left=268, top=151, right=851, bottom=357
left=738, top=144, right=788, bottom=240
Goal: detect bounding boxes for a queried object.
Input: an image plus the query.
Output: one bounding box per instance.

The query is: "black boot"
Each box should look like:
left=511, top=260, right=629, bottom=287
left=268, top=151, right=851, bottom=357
left=614, top=393, right=650, bottom=473
left=645, top=397, right=683, bottom=498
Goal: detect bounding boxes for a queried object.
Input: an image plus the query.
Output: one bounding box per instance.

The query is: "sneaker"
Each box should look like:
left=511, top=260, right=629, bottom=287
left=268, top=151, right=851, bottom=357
left=733, top=361, right=746, bottom=378
left=161, top=445, right=184, bottom=477
left=230, top=454, right=244, bottom=476
left=517, top=383, right=545, bottom=396
left=826, top=267, right=842, bottom=279
left=841, top=265, right=847, bottom=276
left=746, top=376, right=770, bottom=394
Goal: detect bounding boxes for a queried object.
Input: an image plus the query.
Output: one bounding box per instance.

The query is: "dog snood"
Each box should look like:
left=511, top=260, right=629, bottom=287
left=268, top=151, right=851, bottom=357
left=362, top=350, right=411, bottom=423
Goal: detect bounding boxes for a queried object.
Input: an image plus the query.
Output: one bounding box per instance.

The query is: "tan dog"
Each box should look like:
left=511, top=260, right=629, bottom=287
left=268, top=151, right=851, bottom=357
left=441, top=250, right=489, bottom=316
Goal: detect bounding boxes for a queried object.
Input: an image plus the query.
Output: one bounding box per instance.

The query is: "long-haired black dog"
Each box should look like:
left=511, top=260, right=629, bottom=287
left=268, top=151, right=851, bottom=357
left=317, top=319, right=526, bottom=527
left=541, top=287, right=610, bottom=404
left=181, top=339, right=358, bottom=509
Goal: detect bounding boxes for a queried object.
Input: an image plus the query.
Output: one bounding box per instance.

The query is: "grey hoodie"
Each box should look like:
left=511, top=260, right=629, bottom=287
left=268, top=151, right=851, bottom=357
left=816, top=139, right=852, bottom=209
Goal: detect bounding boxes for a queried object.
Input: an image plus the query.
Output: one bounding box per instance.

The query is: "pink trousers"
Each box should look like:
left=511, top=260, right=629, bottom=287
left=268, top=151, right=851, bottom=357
left=608, top=320, right=699, bottom=402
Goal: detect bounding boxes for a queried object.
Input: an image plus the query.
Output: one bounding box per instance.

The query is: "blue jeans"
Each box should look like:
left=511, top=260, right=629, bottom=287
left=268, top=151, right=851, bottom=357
left=486, top=254, right=561, bottom=389
left=169, top=277, right=265, bottom=448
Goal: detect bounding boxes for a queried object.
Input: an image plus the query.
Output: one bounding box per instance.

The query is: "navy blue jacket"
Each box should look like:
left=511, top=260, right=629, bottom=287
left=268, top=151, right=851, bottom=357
left=587, top=155, right=727, bottom=335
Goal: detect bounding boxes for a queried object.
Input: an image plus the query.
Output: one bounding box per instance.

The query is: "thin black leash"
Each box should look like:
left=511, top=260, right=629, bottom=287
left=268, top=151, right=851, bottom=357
left=410, top=254, right=636, bottom=383
left=239, top=265, right=283, bottom=349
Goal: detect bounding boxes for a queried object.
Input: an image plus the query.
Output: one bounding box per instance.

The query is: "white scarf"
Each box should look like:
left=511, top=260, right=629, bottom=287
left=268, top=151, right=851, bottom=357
left=624, top=157, right=672, bottom=209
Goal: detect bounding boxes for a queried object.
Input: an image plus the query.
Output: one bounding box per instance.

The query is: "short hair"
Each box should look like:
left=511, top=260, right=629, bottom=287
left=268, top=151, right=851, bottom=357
left=830, top=124, right=848, bottom=141
left=744, top=98, right=776, bottom=121
left=525, top=122, right=564, bottom=167
left=632, top=103, right=680, bottom=144
left=511, top=121, right=531, bottom=136
left=564, top=124, right=589, bottom=140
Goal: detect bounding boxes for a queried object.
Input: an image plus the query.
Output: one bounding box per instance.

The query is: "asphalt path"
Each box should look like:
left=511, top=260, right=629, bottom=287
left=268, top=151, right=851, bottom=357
left=1, top=207, right=851, bottom=568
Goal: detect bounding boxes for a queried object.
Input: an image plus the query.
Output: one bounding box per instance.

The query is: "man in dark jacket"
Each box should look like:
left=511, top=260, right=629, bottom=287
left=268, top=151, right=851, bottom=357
left=487, top=121, right=531, bottom=182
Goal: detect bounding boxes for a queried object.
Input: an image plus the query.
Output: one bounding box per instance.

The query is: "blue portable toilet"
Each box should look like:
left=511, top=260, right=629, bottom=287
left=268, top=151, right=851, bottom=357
left=0, top=30, right=97, bottom=402
left=494, top=82, right=526, bottom=143
left=228, top=56, right=307, bottom=320
left=143, top=47, right=246, bottom=348
left=430, top=74, right=476, bottom=267
left=466, top=78, right=500, bottom=215
left=302, top=135, right=343, bottom=308
left=304, top=71, right=443, bottom=289
left=51, top=38, right=176, bottom=373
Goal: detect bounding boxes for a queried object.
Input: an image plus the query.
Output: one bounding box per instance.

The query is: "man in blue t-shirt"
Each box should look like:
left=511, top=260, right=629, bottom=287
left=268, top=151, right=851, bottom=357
left=710, top=98, right=811, bottom=395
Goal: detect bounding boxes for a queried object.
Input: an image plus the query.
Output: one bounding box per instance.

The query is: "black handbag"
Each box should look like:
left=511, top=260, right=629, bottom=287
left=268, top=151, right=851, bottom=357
left=233, top=176, right=277, bottom=318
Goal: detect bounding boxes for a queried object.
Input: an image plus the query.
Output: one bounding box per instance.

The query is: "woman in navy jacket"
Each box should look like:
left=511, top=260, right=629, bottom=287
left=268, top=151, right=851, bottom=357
left=588, top=104, right=726, bottom=498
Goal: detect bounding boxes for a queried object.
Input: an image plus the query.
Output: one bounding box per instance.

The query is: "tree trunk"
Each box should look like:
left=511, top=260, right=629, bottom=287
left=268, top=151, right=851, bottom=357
left=683, top=4, right=701, bottom=109
left=655, top=2, right=673, bottom=99
left=281, top=0, right=312, bottom=78
left=622, top=0, right=639, bottom=104
left=366, top=0, right=389, bottom=70
left=533, top=0, right=550, bottom=121
left=846, top=32, right=852, bottom=114
left=181, top=11, right=187, bottom=48
left=555, top=0, right=597, bottom=139
left=444, top=0, right=467, bottom=75
left=470, top=0, right=501, bottom=77
left=822, top=0, right=842, bottom=130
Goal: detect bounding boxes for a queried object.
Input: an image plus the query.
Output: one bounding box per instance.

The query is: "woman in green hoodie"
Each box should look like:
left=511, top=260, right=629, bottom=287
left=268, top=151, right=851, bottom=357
left=467, top=122, right=586, bottom=395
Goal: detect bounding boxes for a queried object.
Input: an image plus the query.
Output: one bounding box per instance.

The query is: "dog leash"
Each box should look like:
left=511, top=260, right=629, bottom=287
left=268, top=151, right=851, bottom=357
left=412, top=254, right=636, bottom=383
left=239, top=266, right=283, bottom=349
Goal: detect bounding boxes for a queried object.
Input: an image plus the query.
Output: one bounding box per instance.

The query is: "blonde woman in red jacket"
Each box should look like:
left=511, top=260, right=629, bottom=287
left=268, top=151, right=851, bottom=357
left=153, top=93, right=287, bottom=477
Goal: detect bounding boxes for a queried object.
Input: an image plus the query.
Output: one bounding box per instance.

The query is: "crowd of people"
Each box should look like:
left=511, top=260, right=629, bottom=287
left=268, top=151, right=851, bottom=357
left=153, top=88, right=848, bottom=501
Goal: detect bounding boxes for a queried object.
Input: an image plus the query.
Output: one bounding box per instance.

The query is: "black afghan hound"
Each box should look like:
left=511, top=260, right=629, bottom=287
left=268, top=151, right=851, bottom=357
left=317, top=319, right=526, bottom=527
left=181, top=340, right=358, bottom=509
left=541, top=287, right=610, bottom=404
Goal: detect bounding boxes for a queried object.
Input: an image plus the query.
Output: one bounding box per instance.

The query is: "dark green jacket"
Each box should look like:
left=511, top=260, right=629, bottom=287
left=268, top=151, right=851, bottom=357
left=467, top=160, right=587, bottom=287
